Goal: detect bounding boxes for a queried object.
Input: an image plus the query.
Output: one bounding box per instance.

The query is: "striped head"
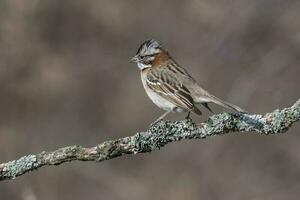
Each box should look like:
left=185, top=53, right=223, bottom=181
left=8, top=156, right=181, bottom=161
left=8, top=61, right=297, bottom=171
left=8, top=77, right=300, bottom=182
left=131, top=39, right=167, bottom=70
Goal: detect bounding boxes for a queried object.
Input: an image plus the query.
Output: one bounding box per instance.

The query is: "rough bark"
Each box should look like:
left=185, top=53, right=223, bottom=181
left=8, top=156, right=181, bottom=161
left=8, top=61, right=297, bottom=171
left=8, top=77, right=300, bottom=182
left=1, top=99, right=299, bottom=181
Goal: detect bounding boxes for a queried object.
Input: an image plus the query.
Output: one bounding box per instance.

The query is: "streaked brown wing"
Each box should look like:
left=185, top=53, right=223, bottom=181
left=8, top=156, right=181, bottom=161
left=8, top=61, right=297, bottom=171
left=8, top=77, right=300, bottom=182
left=146, top=68, right=202, bottom=115
left=167, top=61, right=194, bottom=80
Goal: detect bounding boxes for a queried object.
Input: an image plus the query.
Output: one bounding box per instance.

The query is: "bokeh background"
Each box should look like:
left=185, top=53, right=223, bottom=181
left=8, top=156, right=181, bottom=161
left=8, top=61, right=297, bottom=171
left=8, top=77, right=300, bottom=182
left=0, top=0, right=300, bottom=199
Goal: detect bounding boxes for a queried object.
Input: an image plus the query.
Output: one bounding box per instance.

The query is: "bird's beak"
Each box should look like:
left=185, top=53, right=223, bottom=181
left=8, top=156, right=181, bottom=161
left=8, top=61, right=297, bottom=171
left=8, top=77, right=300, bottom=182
left=130, top=55, right=139, bottom=63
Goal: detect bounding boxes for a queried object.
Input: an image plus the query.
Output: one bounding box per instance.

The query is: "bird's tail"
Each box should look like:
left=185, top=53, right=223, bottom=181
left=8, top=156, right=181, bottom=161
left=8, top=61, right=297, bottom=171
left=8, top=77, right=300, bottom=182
left=192, top=86, right=247, bottom=113
left=190, top=85, right=247, bottom=113
left=206, top=94, right=247, bottom=113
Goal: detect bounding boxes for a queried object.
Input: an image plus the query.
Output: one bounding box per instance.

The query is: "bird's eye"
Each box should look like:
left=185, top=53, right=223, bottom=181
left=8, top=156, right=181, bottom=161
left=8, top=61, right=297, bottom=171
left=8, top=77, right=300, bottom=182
left=140, top=55, right=145, bottom=59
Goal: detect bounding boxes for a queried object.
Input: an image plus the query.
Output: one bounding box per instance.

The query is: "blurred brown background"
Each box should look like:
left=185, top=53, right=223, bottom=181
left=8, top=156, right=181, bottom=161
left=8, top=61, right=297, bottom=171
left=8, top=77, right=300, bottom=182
left=0, top=0, right=300, bottom=199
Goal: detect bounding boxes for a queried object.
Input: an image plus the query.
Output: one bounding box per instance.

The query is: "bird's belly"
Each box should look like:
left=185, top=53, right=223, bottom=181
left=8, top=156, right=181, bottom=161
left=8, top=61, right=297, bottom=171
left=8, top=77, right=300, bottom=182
left=145, top=87, right=176, bottom=111
left=141, top=76, right=177, bottom=112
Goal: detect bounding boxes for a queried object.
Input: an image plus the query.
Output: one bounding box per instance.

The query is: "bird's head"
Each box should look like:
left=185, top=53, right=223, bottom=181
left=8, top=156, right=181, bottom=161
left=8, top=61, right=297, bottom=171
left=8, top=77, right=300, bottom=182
left=131, top=39, right=169, bottom=70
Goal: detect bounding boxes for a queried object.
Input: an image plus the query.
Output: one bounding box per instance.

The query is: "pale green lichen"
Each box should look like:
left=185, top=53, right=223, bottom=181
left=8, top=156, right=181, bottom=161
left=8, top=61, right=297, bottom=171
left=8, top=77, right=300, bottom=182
left=0, top=99, right=299, bottom=181
left=0, top=155, right=39, bottom=180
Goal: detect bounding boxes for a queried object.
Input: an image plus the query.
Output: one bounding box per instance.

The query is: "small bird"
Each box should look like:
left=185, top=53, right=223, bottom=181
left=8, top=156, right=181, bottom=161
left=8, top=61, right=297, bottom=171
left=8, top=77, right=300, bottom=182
left=131, top=39, right=247, bottom=124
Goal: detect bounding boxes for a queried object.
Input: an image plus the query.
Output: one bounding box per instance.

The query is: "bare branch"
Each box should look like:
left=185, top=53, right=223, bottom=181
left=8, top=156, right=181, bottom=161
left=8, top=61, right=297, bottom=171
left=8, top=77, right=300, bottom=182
left=1, top=99, right=299, bottom=181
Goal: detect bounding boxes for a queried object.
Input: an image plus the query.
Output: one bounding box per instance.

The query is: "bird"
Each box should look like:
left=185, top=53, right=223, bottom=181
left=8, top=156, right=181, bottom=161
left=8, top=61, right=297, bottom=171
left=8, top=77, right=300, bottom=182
left=130, top=39, right=247, bottom=124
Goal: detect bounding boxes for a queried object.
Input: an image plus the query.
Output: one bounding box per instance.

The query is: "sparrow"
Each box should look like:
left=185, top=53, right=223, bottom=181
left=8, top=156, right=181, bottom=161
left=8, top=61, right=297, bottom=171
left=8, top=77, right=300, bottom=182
left=131, top=39, right=247, bottom=124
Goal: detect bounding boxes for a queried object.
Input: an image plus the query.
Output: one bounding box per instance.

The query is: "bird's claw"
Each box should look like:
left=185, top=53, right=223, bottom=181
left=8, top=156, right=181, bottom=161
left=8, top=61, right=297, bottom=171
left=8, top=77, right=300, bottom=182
left=149, top=119, right=163, bottom=127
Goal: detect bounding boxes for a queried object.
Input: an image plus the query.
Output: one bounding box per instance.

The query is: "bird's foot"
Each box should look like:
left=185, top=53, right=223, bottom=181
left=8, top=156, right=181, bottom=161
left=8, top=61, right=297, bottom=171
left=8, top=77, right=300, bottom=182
left=196, top=123, right=204, bottom=128
left=149, top=119, right=164, bottom=127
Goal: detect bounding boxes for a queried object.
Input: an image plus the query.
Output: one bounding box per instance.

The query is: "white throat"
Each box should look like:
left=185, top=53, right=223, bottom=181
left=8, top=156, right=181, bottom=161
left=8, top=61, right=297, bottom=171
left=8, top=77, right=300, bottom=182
left=137, top=62, right=151, bottom=70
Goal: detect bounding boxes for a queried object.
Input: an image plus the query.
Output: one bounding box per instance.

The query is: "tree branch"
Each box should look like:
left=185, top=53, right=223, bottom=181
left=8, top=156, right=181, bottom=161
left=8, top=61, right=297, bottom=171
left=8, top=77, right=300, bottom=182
left=1, top=99, right=299, bottom=181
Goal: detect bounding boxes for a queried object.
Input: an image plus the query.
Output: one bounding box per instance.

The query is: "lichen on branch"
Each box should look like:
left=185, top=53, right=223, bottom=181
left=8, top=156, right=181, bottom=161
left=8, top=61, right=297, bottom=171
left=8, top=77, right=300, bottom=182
left=0, top=99, right=299, bottom=181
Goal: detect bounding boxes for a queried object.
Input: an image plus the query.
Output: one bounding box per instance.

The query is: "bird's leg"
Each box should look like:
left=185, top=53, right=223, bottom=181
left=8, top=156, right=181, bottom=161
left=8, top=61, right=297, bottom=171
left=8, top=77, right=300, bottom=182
left=185, top=111, right=191, bottom=119
left=150, top=111, right=171, bottom=126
